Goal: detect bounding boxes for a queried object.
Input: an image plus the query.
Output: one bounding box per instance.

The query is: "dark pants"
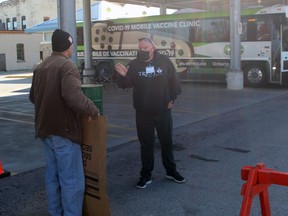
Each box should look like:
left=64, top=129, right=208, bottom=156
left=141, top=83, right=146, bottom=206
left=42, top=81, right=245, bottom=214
left=136, top=109, right=177, bottom=178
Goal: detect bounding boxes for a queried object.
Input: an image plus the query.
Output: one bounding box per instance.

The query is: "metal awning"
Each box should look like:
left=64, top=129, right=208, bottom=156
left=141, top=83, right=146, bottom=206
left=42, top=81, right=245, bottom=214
left=25, top=2, right=100, bottom=33
left=25, top=0, right=286, bottom=33
left=106, top=0, right=287, bottom=10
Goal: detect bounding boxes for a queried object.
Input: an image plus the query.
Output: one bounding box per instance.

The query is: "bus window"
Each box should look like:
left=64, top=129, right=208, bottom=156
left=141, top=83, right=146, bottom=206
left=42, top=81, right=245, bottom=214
left=282, top=29, right=288, bottom=51
left=246, top=19, right=257, bottom=41
left=77, top=27, right=84, bottom=46
left=194, top=18, right=229, bottom=42
left=188, top=26, right=197, bottom=42
left=241, top=22, right=247, bottom=41
left=244, top=18, right=271, bottom=41
left=258, top=20, right=270, bottom=41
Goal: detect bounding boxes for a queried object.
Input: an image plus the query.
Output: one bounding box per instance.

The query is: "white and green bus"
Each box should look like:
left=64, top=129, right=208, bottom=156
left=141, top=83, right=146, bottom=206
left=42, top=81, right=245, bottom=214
left=76, top=4, right=288, bottom=87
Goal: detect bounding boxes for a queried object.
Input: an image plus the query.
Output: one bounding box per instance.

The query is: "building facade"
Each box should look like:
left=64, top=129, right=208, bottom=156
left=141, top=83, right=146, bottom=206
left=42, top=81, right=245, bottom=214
left=0, top=30, right=42, bottom=71
left=0, top=0, right=174, bottom=71
left=0, top=0, right=88, bottom=31
left=0, top=0, right=95, bottom=71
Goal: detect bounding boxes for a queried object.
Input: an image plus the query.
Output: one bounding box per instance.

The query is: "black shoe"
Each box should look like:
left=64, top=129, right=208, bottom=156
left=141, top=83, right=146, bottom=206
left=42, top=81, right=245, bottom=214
left=166, top=172, right=186, bottom=183
left=136, top=177, right=152, bottom=189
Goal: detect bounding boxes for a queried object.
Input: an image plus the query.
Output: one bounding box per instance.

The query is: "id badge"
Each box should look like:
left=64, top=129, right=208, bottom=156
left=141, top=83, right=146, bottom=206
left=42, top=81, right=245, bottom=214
left=145, top=66, right=154, bottom=73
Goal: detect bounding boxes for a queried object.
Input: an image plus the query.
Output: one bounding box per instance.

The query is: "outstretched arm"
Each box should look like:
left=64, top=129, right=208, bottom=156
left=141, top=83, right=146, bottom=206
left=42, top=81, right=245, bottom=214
left=115, top=63, right=129, bottom=77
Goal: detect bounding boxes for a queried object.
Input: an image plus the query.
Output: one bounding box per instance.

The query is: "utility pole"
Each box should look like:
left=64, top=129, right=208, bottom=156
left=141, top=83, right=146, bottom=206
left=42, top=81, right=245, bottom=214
left=82, top=0, right=95, bottom=84
left=226, top=0, right=243, bottom=89
left=57, top=0, right=77, bottom=64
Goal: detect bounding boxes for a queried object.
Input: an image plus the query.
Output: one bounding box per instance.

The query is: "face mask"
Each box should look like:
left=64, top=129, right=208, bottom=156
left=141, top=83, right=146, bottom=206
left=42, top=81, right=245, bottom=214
left=137, top=50, right=150, bottom=62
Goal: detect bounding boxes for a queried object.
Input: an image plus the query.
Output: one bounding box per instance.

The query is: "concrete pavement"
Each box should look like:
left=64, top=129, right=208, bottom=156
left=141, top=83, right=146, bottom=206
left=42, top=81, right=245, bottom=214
left=1, top=70, right=288, bottom=215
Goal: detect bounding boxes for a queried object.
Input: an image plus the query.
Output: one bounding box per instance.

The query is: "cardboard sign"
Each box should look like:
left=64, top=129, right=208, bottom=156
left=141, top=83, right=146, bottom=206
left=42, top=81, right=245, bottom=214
left=82, top=116, right=111, bottom=216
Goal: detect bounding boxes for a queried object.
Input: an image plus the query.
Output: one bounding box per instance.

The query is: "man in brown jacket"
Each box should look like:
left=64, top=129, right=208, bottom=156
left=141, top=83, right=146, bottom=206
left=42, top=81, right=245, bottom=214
left=29, top=29, right=99, bottom=216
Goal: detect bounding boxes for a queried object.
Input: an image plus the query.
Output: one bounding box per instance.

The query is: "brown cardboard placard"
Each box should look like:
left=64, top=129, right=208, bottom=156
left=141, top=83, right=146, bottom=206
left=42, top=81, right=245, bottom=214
left=82, top=116, right=111, bottom=216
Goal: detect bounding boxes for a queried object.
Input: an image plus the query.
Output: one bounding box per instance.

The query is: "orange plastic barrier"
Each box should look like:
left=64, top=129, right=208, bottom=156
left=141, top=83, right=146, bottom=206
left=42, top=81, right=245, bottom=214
left=0, top=161, right=3, bottom=174
left=240, top=163, right=288, bottom=216
left=0, top=160, right=11, bottom=179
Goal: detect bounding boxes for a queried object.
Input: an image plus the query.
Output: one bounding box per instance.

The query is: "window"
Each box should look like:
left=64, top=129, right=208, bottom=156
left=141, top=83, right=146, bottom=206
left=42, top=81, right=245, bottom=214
left=77, top=27, right=84, bottom=46
left=257, top=20, right=270, bottom=41
left=12, top=17, right=17, bottom=30
left=44, top=32, right=53, bottom=42
left=242, top=17, right=271, bottom=41
left=6, top=18, right=10, bottom=30
left=16, top=43, right=25, bottom=61
left=21, top=16, right=26, bottom=30
left=194, top=18, right=230, bottom=42
left=0, top=19, right=3, bottom=30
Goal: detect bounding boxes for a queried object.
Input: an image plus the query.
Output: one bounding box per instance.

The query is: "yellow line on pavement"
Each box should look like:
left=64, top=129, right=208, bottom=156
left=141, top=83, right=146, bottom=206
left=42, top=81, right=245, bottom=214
left=0, top=116, right=34, bottom=125
left=5, top=75, right=33, bottom=78
left=108, top=124, right=136, bottom=131
left=109, top=134, right=137, bottom=140
left=0, top=110, right=34, bottom=117
left=174, top=108, right=219, bottom=115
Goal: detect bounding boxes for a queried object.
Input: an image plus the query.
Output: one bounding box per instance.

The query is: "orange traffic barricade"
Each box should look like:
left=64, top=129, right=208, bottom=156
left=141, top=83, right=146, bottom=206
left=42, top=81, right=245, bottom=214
left=0, top=160, right=11, bottom=179
left=240, top=163, right=288, bottom=216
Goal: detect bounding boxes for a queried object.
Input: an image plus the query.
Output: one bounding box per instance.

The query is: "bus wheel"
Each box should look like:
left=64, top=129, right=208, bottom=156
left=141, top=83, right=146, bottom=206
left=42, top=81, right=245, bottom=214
left=244, top=65, right=266, bottom=87
left=97, top=63, right=112, bottom=84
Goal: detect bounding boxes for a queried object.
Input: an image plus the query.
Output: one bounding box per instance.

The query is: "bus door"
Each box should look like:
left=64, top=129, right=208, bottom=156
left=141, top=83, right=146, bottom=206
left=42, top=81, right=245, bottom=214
left=279, top=26, right=288, bottom=85
left=281, top=26, right=288, bottom=71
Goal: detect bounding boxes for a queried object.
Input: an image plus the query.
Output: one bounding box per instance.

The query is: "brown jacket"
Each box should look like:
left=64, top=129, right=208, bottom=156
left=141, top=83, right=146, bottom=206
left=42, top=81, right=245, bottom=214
left=29, top=52, right=99, bottom=144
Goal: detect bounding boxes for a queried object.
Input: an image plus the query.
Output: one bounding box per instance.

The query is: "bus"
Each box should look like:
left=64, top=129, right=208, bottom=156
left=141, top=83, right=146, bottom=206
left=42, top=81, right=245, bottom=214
left=75, top=4, right=288, bottom=87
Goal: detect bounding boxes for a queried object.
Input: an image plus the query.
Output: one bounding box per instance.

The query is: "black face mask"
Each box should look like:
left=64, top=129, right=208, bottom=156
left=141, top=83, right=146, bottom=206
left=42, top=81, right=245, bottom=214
left=137, top=50, right=150, bottom=62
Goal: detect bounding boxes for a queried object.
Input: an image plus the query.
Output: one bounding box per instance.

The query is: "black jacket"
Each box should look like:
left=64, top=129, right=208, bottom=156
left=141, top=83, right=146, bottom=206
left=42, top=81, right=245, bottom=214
left=117, top=51, right=181, bottom=113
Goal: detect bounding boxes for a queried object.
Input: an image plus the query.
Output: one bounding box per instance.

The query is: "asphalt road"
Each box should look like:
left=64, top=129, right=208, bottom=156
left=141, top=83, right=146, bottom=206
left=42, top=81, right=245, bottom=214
left=1, top=71, right=288, bottom=215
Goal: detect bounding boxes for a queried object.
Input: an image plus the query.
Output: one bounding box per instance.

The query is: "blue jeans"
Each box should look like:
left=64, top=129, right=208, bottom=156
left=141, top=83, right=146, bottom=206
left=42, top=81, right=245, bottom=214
left=41, top=136, right=85, bottom=216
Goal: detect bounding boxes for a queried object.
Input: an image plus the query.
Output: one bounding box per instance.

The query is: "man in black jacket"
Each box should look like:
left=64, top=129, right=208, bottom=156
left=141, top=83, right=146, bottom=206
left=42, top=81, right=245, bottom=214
left=115, top=37, right=185, bottom=189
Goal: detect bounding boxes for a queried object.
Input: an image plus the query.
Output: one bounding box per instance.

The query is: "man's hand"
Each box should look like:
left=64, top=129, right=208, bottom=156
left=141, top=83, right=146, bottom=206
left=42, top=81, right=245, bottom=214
left=87, top=115, right=99, bottom=121
left=115, top=63, right=128, bottom=77
left=167, top=101, right=174, bottom=109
